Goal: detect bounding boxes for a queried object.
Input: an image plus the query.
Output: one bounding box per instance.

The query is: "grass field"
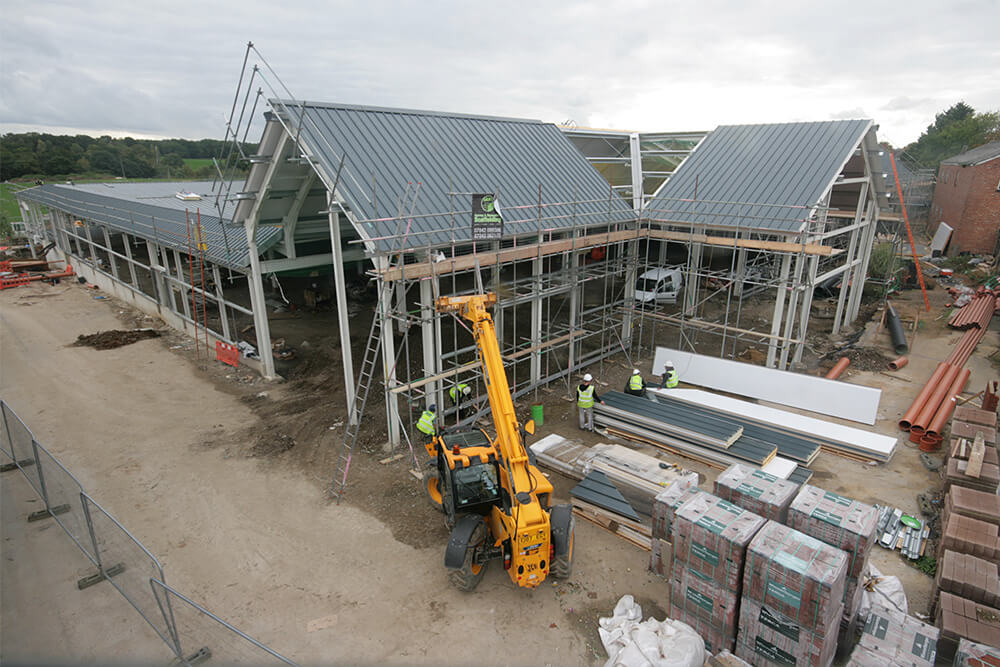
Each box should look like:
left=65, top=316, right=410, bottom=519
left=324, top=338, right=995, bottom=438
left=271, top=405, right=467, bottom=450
left=183, top=158, right=214, bottom=170
left=1, top=183, right=27, bottom=222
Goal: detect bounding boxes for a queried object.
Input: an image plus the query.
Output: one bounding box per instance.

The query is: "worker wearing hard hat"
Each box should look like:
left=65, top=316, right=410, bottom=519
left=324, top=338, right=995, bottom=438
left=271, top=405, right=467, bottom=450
left=661, top=362, right=679, bottom=389
left=449, top=382, right=472, bottom=419
left=416, top=404, right=438, bottom=444
left=576, top=373, right=605, bottom=432
left=624, top=368, right=647, bottom=397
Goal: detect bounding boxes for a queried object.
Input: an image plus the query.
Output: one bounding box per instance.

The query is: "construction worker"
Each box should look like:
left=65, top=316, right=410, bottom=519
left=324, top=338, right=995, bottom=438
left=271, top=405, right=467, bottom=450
left=625, top=368, right=646, bottom=397
left=449, top=382, right=472, bottom=419
left=416, top=404, right=437, bottom=444
left=576, top=373, right=605, bottom=432
left=661, top=361, right=679, bottom=389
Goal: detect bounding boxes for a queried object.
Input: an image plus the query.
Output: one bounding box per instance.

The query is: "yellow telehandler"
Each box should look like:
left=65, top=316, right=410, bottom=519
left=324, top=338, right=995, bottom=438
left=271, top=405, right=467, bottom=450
left=423, top=293, right=575, bottom=591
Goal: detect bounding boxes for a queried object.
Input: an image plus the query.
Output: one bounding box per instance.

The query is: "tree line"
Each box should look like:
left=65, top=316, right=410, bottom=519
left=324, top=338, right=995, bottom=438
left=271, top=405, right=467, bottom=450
left=0, top=133, right=253, bottom=181
left=900, top=102, right=1000, bottom=169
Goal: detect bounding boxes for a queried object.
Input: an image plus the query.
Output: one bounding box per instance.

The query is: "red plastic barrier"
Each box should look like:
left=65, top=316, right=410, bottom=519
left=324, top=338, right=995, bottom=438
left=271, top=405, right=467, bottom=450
left=215, top=341, right=240, bottom=368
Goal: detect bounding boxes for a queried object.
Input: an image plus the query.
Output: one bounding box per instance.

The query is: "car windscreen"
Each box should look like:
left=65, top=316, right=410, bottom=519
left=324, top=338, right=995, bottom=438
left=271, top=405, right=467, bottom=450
left=636, top=278, right=660, bottom=291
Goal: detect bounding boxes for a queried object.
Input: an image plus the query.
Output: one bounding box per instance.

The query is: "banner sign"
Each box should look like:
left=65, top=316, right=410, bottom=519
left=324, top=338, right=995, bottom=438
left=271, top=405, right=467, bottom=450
left=472, top=194, right=503, bottom=241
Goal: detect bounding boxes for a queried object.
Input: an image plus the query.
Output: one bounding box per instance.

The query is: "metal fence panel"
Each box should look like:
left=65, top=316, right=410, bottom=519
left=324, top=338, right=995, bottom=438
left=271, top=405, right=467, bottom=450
left=0, top=400, right=12, bottom=460
left=150, top=579, right=295, bottom=666
left=82, top=494, right=174, bottom=646
left=2, top=402, right=42, bottom=495
left=32, top=442, right=99, bottom=565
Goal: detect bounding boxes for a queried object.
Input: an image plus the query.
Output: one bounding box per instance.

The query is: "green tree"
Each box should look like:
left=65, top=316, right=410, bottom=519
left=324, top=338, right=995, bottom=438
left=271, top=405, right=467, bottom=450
left=903, top=102, right=1000, bottom=168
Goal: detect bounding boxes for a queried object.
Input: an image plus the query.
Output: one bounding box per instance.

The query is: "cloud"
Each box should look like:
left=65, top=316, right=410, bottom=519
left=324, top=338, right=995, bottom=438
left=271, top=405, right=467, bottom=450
left=1, top=0, right=998, bottom=146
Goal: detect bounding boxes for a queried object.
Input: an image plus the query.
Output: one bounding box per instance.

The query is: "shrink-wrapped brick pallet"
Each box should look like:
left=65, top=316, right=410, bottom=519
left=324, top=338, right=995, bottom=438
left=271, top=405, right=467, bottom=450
left=670, top=566, right=740, bottom=652
left=670, top=492, right=765, bottom=652
left=652, top=482, right=703, bottom=540
left=714, top=463, right=799, bottom=522
left=738, top=595, right=842, bottom=667
left=737, top=521, right=847, bottom=667
left=672, top=493, right=766, bottom=591
left=788, top=484, right=877, bottom=623
left=953, top=637, right=1000, bottom=667
left=846, top=603, right=938, bottom=667
left=650, top=537, right=672, bottom=578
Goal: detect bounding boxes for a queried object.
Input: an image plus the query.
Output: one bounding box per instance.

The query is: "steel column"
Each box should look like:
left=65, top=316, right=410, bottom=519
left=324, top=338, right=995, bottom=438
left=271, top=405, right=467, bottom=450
left=327, top=203, right=357, bottom=423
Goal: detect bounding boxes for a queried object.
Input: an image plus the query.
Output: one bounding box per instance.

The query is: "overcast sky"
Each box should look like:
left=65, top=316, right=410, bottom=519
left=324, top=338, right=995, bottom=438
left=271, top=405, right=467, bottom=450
left=2, top=1, right=998, bottom=148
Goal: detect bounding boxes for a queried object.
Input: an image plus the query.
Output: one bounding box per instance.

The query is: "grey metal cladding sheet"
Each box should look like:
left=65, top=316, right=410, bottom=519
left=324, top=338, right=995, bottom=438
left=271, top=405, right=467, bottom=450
left=278, top=100, right=637, bottom=251
left=646, top=119, right=871, bottom=232
left=18, top=183, right=280, bottom=270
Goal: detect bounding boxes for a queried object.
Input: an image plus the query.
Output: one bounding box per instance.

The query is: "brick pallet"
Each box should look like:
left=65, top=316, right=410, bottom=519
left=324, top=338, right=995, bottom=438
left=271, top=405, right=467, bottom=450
left=846, top=603, right=939, bottom=667
left=954, top=406, right=998, bottom=429
left=787, top=484, right=877, bottom=623
left=738, top=596, right=842, bottom=667
left=938, top=513, right=1000, bottom=564
left=935, top=550, right=1000, bottom=608
left=652, top=482, right=703, bottom=541
left=945, top=457, right=1000, bottom=494
left=950, top=439, right=1000, bottom=466
left=670, top=492, right=765, bottom=652
left=714, top=463, right=799, bottom=522
left=951, top=421, right=997, bottom=444
left=936, top=591, right=1000, bottom=650
left=953, top=637, right=1000, bottom=667
left=650, top=537, right=672, bottom=578
left=737, top=521, right=848, bottom=667
left=947, top=486, right=1000, bottom=526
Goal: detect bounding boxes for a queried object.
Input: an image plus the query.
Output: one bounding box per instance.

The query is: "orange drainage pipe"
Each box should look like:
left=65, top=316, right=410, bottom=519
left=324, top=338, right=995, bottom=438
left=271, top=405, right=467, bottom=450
left=825, top=357, right=851, bottom=380
left=911, top=364, right=962, bottom=434
left=919, top=433, right=942, bottom=452
left=899, top=362, right=950, bottom=430
left=888, top=356, right=909, bottom=370
left=926, top=368, right=972, bottom=436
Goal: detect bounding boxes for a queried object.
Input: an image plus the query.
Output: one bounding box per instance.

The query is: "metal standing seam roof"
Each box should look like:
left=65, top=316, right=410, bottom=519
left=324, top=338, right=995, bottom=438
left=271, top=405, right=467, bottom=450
left=645, top=119, right=874, bottom=233
left=16, top=181, right=282, bottom=270
left=269, top=100, right=638, bottom=252
left=942, top=141, right=1000, bottom=166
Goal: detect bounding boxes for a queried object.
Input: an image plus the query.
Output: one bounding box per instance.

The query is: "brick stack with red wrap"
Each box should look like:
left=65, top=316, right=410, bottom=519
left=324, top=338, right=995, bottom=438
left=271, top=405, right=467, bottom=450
left=714, top=463, right=799, bottom=522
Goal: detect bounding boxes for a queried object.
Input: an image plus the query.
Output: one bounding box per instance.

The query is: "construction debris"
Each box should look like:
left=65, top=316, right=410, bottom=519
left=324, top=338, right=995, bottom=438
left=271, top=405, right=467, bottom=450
left=875, top=504, right=928, bottom=561
left=72, top=328, right=161, bottom=350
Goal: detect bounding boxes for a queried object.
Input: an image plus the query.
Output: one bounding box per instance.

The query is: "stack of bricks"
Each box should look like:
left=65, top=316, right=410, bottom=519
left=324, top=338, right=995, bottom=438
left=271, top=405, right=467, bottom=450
left=935, top=550, right=1000, bottom=607
left=650, top=481, right=702, bottom=577
left=846, top=603, right=939, bottom=667
left=787, top=484, right=878, bottom=627
left=945, top=486, right=1000, bottom=528
left=953, top=637, right=1000, bottom=666
left=714, top=463, right=800, bottom=522
left=737, top=521, right=847, bottom=667
left=945, top=458, right=1000, bottom=493
left=669, top=492, right=765, bottom=654
left=947, top=406, right=999, bottom=493
left=936, top=592, right=1000, bottom=650
left=938, top=514, right=1000, bottom=564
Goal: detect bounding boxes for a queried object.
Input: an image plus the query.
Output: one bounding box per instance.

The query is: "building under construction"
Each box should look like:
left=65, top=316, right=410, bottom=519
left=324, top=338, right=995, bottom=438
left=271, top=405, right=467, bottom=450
left=16, top=84, right=892, bottom=482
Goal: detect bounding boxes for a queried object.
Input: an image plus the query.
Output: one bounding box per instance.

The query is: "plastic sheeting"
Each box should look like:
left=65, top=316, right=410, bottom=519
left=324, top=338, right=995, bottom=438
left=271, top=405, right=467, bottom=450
left=599, top=595, right=705, bottom=667
left=859, top=563, right=908, bottom=620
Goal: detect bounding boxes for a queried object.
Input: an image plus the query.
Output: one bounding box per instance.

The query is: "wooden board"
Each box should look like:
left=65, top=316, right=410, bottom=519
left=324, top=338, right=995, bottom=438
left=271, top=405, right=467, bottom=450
left=967, top=433, right=987, bottom=479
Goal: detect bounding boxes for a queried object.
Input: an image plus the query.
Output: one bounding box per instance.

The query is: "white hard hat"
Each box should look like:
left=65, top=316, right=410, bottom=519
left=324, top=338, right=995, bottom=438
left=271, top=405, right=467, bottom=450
left=462, top=386, right=471, bottom=395
left=633, top=368, right=641, bottom=375
left=665, top=360, right=674, bottom=367
left=583, top=373, right=593, bottom=382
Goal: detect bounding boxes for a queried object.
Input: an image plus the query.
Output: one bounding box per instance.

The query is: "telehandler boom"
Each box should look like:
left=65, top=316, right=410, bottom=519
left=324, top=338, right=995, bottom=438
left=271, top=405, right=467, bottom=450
left=423, top=293, right=575, bottom=591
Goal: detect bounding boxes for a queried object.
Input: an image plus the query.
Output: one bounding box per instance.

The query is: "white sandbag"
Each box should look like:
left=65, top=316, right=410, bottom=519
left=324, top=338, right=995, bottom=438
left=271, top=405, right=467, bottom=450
left=859, top=562, right=908, bottom=620
left=599, top=595, right=706, bottom=667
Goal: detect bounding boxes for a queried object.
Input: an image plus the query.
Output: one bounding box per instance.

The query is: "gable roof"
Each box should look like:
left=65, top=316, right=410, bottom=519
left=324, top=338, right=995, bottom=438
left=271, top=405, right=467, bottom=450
left=17, top=181, right=280, bottom=270
left=268, top=100, right=637, bottom=252
left=941, top=141, right=1000, bottom=166
left=644, top=119, right=873, bottom=233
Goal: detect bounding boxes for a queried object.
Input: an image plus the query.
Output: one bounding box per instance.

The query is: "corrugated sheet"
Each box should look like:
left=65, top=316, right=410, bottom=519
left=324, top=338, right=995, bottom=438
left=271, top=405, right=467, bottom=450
left=942, top=141, right=1000, bottom=166
left=271, top=100, right=637, bottom=252
left=16, top=182, right=280, bottom=270
left=645, top=120, right=873, bottom=233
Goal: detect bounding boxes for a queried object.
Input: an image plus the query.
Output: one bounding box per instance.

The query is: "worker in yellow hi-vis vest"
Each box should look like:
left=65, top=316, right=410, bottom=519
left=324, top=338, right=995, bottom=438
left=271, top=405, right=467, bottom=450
left=624, top=368, right=646, bottom=397
left=576, top=374, right=605, bottom=432
left=449, top=382, right=471, bottom=420
left=416, top=405, right=437, bottom=444
left=661, top=362, right=679, bottom=389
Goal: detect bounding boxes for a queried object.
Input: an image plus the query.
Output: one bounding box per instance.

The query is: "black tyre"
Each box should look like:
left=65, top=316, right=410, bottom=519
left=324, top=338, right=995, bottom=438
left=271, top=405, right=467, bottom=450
left=550, top=504, right=575, bottom=580
left=449, top=518, right=488, bottom=592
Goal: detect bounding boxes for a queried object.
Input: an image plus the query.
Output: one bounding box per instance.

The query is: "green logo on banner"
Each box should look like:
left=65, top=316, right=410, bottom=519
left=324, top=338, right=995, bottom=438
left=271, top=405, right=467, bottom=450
left=690, top=541, right=720, bottom=567
left=766, top=581, right=802, bottom=609
left=686, top=587, right=714, bottom=612
left=480, top=194, right=495, bottom=213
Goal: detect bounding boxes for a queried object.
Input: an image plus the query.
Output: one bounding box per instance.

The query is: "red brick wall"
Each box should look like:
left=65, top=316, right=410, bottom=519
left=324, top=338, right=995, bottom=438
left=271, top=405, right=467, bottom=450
left=930, top=157, right=1000, bottom=254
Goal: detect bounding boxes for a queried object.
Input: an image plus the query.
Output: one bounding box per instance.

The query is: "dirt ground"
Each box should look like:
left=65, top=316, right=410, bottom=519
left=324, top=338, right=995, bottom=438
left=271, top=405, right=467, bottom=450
left=1, top=269, right=997, bottom=664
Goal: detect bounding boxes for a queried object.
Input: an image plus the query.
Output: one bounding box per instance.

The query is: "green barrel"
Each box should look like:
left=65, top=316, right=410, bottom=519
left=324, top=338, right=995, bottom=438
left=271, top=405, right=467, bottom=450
left=531, top=404, right=544, bottom=427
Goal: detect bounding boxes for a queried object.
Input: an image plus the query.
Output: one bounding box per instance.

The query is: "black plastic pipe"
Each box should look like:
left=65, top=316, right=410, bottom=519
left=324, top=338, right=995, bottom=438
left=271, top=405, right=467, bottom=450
left=886, top=303, right=909, bottom=355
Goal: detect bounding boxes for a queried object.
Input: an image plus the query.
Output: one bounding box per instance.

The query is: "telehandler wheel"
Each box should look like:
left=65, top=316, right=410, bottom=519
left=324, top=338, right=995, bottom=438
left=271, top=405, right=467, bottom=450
left=423, top=466, right=445, bottom=512
left=550, top=504, right=575, bottom=580
left=449, top=518, right=488, bottom=592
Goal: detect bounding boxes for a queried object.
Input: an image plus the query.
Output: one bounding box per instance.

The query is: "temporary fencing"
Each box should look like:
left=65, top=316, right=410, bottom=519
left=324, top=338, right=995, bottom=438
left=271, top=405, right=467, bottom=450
left=0, top=398, right=295, bottom=666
